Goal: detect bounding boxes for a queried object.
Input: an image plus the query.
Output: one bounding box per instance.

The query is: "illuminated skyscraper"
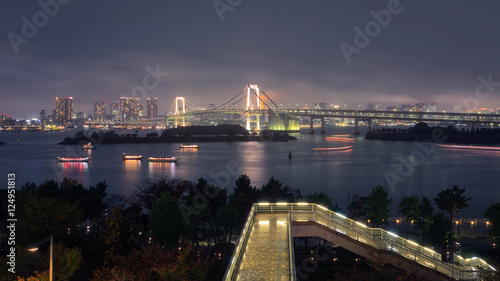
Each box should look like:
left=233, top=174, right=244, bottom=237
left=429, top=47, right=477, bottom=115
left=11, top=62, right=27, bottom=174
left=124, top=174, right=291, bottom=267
left=55, top=97, right=73, bottom=126
left=110, top=103, right=119, bottom=120
left=146, top=98, right=158, bottom=119
left=39, top=110, right=46, bottom=127
left=94, top=101, right=106, bottom=121
left=120, top=97, right=139, bottom=120
left=314, top=102, right=327, bottom=110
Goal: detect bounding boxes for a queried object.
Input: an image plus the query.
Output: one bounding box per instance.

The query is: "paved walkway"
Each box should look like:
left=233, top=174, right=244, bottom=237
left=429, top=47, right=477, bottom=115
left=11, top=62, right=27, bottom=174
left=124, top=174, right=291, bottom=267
left=236, top=213, right=291, bottom=281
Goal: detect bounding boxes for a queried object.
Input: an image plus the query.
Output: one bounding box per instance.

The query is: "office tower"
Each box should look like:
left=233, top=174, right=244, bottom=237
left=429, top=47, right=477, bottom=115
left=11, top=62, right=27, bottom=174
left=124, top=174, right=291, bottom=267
left=314, top=102, right=327, bottom=110
left=120, top=97, right=139, bottom=121
left=110, top=103, right=119, bottom=120
left=39, top=110, right=46, bottom=127
left=55, top=97, right=73, bottom=126
left=138, top=103, right=144, bottom=119
left=94, top=101, right=106, bottom=121
left=146, top=98, right=158, bottom=119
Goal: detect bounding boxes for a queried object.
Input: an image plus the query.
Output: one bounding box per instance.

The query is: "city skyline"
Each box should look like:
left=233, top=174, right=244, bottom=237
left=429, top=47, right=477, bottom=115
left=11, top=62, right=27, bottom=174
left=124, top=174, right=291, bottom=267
left=2, top=1, right=500, bottom=118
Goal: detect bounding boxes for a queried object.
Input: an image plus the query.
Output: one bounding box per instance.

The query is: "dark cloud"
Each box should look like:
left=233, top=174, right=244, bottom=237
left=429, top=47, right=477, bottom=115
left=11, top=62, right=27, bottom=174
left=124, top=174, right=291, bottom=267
left=2, top=0, right=500, bottom=118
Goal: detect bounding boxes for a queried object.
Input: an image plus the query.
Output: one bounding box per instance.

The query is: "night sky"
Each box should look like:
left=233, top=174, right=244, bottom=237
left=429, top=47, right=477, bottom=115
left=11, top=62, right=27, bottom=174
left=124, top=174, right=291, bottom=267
left=2, top=0, right=500, bottom=118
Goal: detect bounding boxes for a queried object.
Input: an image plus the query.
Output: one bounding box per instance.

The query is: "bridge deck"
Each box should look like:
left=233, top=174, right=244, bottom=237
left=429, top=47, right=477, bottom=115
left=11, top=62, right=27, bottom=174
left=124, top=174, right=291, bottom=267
left=223, top=203, right=496, bottom=281
left=235, top=213, right=291, bottom=281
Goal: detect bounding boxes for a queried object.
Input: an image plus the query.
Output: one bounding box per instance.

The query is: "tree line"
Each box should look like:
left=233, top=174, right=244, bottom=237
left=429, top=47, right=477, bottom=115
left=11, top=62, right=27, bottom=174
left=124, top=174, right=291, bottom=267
left=1, top=176, right=499, bottom=280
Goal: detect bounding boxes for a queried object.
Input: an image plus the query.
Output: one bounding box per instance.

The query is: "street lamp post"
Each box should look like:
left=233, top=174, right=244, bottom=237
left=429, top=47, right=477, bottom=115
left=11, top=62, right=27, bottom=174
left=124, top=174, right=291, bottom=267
left=28, top=234, right=53, bottom=281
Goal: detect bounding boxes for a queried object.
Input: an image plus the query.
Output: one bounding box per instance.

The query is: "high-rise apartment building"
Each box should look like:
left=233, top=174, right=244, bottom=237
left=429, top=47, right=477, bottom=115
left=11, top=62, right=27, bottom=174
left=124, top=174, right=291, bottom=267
left=314, top=102, right=327, bottom=110
left=120, top=97, right=139, bottom=121
left=146, top=98, right=158, bottom=119
left=110, top=103, right=119, bottom=120
left=39, top=110, right=46, bottom=127
left=94, top=101, right=106, bottom=121
left=138, top=103, right=144, bottom=119
left=55, top=97, right=73, bottom=126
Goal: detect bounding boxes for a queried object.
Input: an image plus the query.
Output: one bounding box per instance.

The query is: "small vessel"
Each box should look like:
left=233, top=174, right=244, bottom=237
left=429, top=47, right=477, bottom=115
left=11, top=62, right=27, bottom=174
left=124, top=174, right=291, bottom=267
left=313, top=145, right=353, bottom=151
left=148, top=157, right=179, bottom=162
left=180, top=144, right=199, bottom=149
left=122, top=153, right=143, bottom=160
left=57, top=156, right=90, bottom=162
left=81, top=142, right=96, bottom=150
left=288, top=150, right=292, bottom=159
left=436, top=144, right=500, bottom=151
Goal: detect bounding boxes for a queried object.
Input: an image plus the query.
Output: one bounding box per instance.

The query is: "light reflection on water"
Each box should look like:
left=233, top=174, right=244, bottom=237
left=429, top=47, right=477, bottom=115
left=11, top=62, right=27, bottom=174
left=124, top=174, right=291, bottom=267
left=148, top=162, right=176, bottom=178
left=124, top=160, right=141, bottom=186
left=1, top=128, right=500, bottom=216
left=57, top=162, right=89, bottom=184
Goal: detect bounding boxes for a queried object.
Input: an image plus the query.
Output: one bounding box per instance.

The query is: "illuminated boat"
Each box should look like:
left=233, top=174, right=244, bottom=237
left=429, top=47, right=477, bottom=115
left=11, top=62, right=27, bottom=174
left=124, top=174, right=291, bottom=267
left=122, top=153, right=143, bottom=160
left=148, top=157, right=179, bottom=162
left=313, top=145, right=353, bottom=151
left=180, top=144, right=199, bottom=149
left=57, top=156, right=90, bottom=162
left=81, top=142, right=96, bottom=150
left=435, top=144, right=500, bottom=151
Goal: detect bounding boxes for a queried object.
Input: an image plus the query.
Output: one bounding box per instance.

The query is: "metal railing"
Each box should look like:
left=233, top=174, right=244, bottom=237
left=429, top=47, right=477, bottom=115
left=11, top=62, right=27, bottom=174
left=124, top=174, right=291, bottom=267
left=255, top=203, right=496, bottom=280
left=222, top=205, right=256, bottom=281
left=288, top=212, right=296, bottom=281
left=223, top=203, right=497, bottom=280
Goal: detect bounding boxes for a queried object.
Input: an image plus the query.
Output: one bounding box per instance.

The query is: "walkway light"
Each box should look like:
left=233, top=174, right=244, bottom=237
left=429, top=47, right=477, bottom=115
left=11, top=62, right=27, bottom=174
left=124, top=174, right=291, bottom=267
left=407, top=240, right=419, bottom=246
left=424, top=247, right=436, bottom=254
left=355, top=222, right=367, bottom=228
left=28, top=235, right=53, bottom=281
left=335, top=213, right=347, bottom=219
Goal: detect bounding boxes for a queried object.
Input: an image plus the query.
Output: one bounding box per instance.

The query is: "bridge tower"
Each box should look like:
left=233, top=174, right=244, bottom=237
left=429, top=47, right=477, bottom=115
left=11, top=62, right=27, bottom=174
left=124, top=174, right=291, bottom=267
left=174, top=97, right=186, bottom=127
left=246, top=84, right=262, bottom=131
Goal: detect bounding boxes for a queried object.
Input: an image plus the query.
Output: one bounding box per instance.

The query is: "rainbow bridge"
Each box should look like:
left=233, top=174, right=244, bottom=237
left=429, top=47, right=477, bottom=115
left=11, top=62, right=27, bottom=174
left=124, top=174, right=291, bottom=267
left=223, top=203, right=497, bottom=281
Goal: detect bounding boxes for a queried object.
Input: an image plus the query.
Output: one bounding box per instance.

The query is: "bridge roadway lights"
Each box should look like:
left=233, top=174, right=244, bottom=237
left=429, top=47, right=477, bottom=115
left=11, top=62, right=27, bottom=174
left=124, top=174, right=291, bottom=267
left=352, top=131, right=360, bottom=135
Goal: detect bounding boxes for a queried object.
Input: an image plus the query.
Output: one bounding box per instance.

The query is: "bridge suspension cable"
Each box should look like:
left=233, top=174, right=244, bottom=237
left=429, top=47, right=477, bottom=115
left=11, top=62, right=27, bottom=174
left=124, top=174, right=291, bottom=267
left=212, top=89, right=246, bottom=109
left=223, top=94, right=247, bottom=108
left=169, top=86, right=279, bottom=114
left=184, top=99, right=206, bottom=110
left=249, top=88, right=277, bottom=110
left=168, top=99, right=176, bottom=114
left=259, top=89, right=280, bottom=109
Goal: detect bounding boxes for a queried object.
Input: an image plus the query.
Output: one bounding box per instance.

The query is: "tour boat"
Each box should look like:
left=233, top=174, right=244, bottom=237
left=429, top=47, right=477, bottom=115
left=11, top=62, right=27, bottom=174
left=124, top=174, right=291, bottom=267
left=148, top=157, right=179, bottom=162
left=81, top=142, right=96, bottom=150
left=57, top=156, right=90, bottom=162
left=435, top=144, right=500, bottom=151
left=122, top=153, right=143, bottom=160
left=313, top=145, right=353, bottom=151
left=180, top=144, right=199, bottom=149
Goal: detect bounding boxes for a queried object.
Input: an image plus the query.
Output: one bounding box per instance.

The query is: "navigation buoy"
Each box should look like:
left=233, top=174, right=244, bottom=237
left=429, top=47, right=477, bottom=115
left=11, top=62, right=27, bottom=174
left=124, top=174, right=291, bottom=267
left=288, top=150, right=292, bottom=159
